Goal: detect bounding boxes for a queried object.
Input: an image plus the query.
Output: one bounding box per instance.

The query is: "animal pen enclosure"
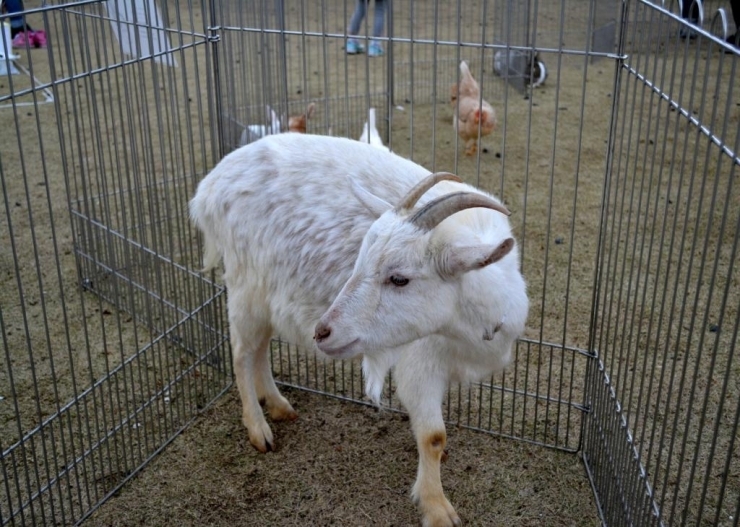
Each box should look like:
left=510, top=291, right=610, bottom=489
left=0, top=0, right=738, bottom=525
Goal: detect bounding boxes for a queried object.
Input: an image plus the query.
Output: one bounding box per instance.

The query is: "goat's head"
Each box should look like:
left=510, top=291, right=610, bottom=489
left=314, top=173, right=515, bottom=358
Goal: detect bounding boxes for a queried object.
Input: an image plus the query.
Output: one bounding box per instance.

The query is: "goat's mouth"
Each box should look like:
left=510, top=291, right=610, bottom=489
left=316, top=338, right=361, bottom=358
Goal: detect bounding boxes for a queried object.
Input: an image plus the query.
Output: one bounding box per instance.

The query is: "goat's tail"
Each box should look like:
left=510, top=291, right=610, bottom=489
left=199, top=236, right=221, bottom=273
left=189, top=187, right=223, bottom=273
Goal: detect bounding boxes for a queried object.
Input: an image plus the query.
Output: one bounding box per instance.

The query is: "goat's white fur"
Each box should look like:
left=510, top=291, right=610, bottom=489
left=190, top=133, right=528, bottom=527
left=239, top=105, right=281, bottom=146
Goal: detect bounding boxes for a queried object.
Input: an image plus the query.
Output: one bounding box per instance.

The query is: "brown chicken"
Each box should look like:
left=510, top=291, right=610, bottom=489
left=450, top=61, right=497, bottom=156
left=287, top=102, right=316, bottom=134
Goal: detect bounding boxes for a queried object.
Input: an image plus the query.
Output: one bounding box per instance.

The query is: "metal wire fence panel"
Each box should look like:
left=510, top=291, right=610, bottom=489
left=1, top=0, right=739, bottom=525
left=215, top=0, right=622, bottom=156
left=389, top=0, right=620, bottom=103
left=270, top=338, right=588, bottom=451
left=0, top=1, right=229, bottom=525
left=219, top=0, right=612, bottom=456
left=216, top=0, right=615, bottom=345
left=225, top=1, right=739, bottom=524
left=584, top=1, right=740, bottom=525
left=215, top=0, right=391, bottom=152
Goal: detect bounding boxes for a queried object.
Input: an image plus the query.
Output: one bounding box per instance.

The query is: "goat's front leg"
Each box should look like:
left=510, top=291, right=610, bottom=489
left=396, top=360, right=460, bottom=527
left=413, top=426, right=459, bottom=527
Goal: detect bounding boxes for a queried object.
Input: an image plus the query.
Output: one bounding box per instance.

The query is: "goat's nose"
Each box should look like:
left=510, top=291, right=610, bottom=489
left=314, top=322, right=331, bottom=342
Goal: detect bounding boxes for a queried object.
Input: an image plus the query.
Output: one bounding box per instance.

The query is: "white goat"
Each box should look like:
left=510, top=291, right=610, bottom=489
left=190, top=133, right=528, bottom=527
left=239, top=105, right=281, bottom=146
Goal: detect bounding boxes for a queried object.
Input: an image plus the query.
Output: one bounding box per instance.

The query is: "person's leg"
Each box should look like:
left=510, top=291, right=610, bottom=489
left=5, top=0, right=32, bottom=38
left=726, top=0, right=739, bottom=48
left=679, top=0, right=699, bottom=39
left=368, top=0, right=387, bottom=56
left=681, top=0, right=699, bottom=20
left=348, top=0, right=367, bottom=35
left=347, top=0, right=367, bottom=54
left=372, top=0, right=387, bottom=37
left=731, top=0, right=740, bottom=27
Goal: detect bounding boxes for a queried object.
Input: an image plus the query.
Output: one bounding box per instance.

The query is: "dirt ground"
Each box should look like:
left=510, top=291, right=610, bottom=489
left=1, top=0, right=739, bottom=526
left=87, top=388, right=598, bottom=527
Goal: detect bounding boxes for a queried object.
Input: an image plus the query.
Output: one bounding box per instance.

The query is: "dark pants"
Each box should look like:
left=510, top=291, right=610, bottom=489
left=682, top=0, right=738, bottom=25
left=682, top=0, right=739, bottom=41
left=4, top=0, right=27, bottom=33
left=731, top=0, right=740, bottom=29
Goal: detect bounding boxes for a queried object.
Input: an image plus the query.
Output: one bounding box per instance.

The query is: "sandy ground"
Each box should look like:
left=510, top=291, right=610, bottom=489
left=87, top=388, right=599, bottom=527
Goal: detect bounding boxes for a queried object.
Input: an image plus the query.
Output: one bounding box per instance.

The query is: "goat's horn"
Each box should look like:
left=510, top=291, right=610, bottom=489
left=408, top=191, right=511, bottom=231
left=394, top=172, right=462, bottom=213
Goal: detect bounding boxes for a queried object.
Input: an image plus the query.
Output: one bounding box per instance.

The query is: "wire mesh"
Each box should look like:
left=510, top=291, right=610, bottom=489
left=214, top=0, right=391, bottom=151
left=213, top=0, right=612, bottom=457
left=270, top=338, right=588, bottom=451
left=1, top=0, right=738, bottom=525
left=583, top=1, right=740, bottom=525
left=1, top=1, right=230, bottom=525
left=214, top=0, right=740, bottom=524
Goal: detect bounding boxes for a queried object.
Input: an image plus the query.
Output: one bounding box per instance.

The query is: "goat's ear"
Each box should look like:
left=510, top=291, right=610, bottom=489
left=439, top=238, right=514, bottom=276
left=350, top=180, right=392, bottom=218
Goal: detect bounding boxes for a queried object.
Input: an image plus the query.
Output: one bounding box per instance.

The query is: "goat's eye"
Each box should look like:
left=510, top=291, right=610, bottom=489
left=389, top=275, right=409, bottom=287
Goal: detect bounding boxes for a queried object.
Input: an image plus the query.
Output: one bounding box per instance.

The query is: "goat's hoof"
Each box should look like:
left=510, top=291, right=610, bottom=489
left=246, top=420, right=275, bottom=453
left=419, top=496, right=461, bottom=527
left=412, top=495, right=462, bottom=527
left=268, top=399, right=299, bottom=422
left=270, top=406, right=298, bottom=422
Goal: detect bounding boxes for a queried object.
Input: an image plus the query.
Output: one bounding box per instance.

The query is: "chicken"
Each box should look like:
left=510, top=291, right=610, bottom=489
left=239, top=102, right=316, bottom=146
left=287, top=102, right=316, bottom=134
left=450, top=60, right=497, bottom=156
left=358, top=107, right=390, bottom=151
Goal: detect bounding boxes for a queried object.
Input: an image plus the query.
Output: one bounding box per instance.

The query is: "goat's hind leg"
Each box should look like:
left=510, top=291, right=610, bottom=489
left=230, top=294, right=296, bottom=453
left=253, top=337, right=298, bottom=423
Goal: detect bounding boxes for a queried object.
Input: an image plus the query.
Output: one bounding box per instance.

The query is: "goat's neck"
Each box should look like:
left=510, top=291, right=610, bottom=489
left=439, top=267, right=507, bottom=348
